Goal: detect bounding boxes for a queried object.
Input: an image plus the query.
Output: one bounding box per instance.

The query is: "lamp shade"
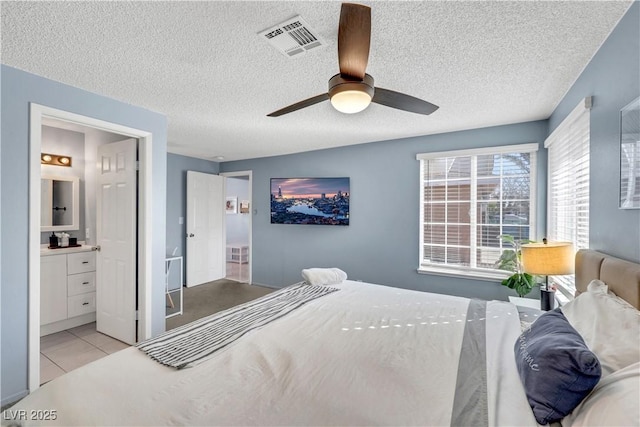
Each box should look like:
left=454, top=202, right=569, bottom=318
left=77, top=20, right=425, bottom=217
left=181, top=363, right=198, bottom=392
left=521, top=242, right=574, bottom=275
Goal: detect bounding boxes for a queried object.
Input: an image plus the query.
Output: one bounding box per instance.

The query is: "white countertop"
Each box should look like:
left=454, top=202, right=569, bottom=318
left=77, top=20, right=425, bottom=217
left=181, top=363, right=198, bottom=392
left=40, top=242, right=93, bottom=256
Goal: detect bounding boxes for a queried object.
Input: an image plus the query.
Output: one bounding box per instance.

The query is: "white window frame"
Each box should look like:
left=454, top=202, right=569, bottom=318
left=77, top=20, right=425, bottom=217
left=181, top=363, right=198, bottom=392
left=417, top=143, right=538, bottom=280
left=546, top=97, right=591, bottom=300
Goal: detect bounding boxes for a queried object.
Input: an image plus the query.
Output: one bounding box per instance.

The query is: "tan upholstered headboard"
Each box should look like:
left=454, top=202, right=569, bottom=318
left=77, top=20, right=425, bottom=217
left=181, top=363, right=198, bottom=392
left=575, top=249, right=640, bottom=310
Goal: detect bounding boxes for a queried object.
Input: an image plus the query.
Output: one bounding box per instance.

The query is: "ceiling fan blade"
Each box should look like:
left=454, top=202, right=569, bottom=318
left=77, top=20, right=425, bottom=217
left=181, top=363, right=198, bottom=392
left=338, top=3, right=371, bottom=80
left=267, top=93, right=330, bottom=117
left=372, top=87, right=439, bottom=115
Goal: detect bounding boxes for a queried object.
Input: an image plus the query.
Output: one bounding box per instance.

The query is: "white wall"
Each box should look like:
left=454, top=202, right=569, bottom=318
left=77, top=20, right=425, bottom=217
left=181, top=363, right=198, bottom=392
left=226, top=177, right=250, bottom=245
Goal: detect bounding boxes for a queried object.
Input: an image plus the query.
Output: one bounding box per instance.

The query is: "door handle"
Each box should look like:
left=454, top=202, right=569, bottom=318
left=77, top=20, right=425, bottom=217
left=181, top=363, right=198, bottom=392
left=188, top=233, right=195, bottom=237
left=92, top=245, right=101, bottom=252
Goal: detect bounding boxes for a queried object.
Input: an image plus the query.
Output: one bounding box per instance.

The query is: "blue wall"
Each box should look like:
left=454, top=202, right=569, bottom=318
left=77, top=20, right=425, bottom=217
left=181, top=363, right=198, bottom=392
left=1, top=65, right=168, bottom=405
left=222, top=120, right=548, bottom=298
left=166, top=153, right=219, bottom=283
left=549, top=1, right=640, bottom=262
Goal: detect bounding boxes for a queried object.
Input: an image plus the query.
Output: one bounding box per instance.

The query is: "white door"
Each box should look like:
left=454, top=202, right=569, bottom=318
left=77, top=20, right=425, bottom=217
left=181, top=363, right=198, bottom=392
left=96, top=139, right=137, bottom=344
left=186, top=171, right=226, bottom=287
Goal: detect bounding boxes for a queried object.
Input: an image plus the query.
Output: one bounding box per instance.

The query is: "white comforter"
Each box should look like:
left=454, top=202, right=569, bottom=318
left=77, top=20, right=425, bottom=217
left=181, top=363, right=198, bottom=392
left=6, top=280, right=536, bottom=426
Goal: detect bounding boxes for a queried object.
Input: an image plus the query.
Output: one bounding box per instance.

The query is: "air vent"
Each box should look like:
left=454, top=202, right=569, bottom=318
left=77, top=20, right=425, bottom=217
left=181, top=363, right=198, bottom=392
left=259, top=15, right=325, bottom=58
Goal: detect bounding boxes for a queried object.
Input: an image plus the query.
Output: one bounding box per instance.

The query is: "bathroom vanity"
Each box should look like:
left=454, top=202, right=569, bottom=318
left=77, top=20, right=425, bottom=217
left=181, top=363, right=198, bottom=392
left=40, top=244, right=96, bottom=336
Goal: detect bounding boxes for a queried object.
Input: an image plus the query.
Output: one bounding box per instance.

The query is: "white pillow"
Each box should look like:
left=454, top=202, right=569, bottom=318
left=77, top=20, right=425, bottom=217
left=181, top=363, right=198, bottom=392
left=301, top=268, right=347, bottom=286
left=563, top=362, right=640, bottom=427
left=561, top=280, right=640, bottom=377
left=586, top=279, right=608, bottom=294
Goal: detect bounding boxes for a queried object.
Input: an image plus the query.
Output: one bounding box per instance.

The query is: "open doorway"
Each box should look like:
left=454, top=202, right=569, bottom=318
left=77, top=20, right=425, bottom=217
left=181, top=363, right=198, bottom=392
left=165, top=170, right=259, bottom=331
left=38, top=119, right=136, bottom=385
left=28, top=104, right=155, bottom=392
left=221, top=171, right=253, bottom=284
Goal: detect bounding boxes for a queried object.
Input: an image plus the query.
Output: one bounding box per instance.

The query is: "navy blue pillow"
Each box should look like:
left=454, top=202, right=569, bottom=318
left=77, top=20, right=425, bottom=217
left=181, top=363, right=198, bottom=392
left=514, top=308, right=601, bottom=425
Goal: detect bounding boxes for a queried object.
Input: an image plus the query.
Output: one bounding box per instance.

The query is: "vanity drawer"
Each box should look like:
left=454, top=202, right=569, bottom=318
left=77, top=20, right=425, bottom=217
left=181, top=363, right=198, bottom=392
left=67, top=272, right=96, bottom=296
left=68, top=292, right=96, bottom=318
left=67, top=251, right=95, bottom=275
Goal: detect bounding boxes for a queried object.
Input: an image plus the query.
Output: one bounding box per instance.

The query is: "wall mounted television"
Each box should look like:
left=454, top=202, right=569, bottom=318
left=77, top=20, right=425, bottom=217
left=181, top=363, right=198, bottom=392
left=270, top=177, right=350, bottom=226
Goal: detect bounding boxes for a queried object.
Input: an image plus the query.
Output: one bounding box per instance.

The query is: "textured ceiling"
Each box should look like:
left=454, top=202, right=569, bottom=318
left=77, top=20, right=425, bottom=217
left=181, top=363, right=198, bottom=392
left=1, top=1, right=633, bottom=161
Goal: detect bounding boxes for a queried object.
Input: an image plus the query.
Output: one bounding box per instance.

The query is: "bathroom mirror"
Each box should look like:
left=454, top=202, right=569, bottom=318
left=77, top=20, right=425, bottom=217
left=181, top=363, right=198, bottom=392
left=41, top=175, right=80, bottom=231
left=620, top=96, right=640, bottom=209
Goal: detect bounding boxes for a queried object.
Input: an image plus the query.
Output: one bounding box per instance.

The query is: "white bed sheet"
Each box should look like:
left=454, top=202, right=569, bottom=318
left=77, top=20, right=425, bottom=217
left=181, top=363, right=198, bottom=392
left=5, top=280, right=536, bottom=426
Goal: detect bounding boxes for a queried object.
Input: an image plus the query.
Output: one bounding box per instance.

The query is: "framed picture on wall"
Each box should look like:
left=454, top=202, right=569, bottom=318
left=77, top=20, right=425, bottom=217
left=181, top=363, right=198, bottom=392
left=226, top=196, right=238, bottom=214
left=270, top=177, right=350, bottom=226
left=240, top=200, right=250, bottom=214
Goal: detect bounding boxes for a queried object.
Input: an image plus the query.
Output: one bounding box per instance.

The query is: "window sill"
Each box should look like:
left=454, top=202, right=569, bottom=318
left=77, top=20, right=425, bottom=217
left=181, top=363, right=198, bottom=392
left=417, top=266, right=510, bottom=282
left=554, top=291, right=571, bottom=306
left=508, top=295, right=560, bottom=310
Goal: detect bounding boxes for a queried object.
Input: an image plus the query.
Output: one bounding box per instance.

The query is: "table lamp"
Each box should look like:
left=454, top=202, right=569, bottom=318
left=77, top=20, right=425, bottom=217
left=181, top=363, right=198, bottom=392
left=521, top=239, right=574, bottom=311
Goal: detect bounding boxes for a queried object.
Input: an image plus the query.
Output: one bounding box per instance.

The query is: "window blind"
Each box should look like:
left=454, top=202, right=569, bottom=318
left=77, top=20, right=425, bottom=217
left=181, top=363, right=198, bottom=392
left=545, top=97, right=591, bottom=297
left=417, top=144, right=538, bottom=279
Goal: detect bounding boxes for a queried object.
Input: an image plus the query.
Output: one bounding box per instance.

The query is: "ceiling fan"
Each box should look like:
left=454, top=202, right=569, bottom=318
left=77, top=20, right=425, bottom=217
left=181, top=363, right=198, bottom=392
left=267, top=3, right=439, bottom=117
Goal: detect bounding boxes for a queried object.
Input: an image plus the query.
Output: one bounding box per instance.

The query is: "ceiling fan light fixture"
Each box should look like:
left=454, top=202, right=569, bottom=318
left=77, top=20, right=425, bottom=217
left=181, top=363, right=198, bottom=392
left=330, top=90, right=372, bottom=114
left=266, top=4, right=439, bottom=117
left=328, top=73, right=374, bottom=114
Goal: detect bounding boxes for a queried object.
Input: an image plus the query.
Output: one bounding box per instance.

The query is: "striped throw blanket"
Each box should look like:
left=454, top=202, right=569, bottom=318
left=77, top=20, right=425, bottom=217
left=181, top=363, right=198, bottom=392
left=138, top=283, right=339, bottom=368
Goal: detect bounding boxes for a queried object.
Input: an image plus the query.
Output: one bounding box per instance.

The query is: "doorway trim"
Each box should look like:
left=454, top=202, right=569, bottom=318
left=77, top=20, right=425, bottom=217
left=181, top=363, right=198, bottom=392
left=220, top=170, right=253, bottom=284
left=28, top=103, right=154, bottom=392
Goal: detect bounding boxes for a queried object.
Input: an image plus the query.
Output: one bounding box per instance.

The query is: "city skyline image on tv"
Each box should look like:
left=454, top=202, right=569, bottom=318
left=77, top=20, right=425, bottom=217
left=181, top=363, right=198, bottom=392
left=270, top=177, right=350, bottom=226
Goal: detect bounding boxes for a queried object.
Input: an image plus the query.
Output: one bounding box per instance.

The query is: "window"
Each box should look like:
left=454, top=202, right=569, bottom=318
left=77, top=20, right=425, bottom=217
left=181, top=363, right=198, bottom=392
left=546, top=97, right=591, bottom=298
left=417, top=144, right=538, bottom=279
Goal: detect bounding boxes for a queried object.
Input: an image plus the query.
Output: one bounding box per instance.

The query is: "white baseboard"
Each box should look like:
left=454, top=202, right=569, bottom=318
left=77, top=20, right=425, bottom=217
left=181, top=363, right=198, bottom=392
left=250, top=282, right=282, bottom=290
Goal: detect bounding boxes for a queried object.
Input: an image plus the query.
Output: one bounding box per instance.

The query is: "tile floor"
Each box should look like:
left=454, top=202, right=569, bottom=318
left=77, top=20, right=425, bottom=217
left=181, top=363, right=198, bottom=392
left=40, top=322, right=129, bottom=385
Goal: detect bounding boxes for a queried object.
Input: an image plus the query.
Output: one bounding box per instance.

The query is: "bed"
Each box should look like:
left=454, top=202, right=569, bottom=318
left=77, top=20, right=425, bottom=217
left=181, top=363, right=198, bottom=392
left=3, top=250, right=639, bottom=426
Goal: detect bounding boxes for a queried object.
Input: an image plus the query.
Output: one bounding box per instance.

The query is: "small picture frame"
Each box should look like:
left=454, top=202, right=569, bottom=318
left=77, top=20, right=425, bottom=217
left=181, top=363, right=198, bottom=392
left=240, top=200, right=250, bottom=214
left=225, top=196, right=237, bottom=214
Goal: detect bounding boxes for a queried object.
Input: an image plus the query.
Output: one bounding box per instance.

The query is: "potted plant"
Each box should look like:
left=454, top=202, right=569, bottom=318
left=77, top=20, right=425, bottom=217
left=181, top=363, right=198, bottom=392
left=494, top=234, right=536, bottom=297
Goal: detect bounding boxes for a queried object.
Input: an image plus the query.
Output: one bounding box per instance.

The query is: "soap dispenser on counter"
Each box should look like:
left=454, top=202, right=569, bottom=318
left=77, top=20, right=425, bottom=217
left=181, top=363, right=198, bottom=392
left=49, top=232, right=58, bottom=248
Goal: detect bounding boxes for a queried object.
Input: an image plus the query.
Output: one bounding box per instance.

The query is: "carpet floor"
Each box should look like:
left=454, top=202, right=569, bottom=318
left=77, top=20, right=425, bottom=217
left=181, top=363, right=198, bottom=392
left=166, top=279, right=275, bottom=330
